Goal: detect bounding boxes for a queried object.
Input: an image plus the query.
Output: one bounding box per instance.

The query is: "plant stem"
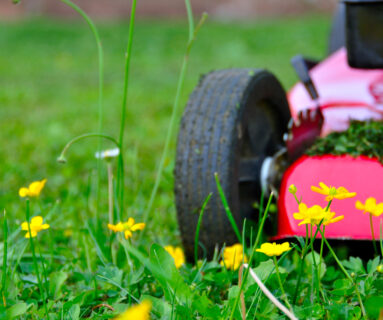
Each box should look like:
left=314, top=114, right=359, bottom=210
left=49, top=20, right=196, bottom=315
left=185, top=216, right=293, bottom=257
left=1, top=210, right=8, bottom=306
left=293, top=224, right=309, bottom=304
left=60, top=0, right=104, bottom=218
left=25, top=200, right=49, bottom=319
left=194, top=193, right=212, bottom=263
left=36, top=240, right=49, bottom=296
left=273, top=256, right=292, bottom=310
left=369, top=213, right=378, bottom=256
left=318, top=226, right=325, bottom=289
left=228, top=193, right=273, bottom=320
left=117, top=0, right=137, bottom=216
left=107, top=162, right=114, bottom=227
left=319, top=228, right=366, bottom=317
left=57, top=133, right=120, bottom=164
left=140, top=3, right=208, bottom=237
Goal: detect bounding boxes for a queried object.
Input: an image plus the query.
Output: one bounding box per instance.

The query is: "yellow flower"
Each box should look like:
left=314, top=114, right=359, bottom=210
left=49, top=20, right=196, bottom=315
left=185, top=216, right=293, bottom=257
left=355, top=197, right=383, bottom=217
left=108, top=218, right=145, bottom=239
left=164, top=245, right=185, bottom=269
left=293, top=203, right=324, bottom=226
left=21, top=216, right=50, bottom=238
left=322, top=209, right=344, bottom=226
left=220, top=243, right=248, bottom=271
left=19, top=179, right=47, bottom=198
left=288, top=184, right=297, bottom=195
left=113, top=300, right=151, bottom=320
left=108, top=222, right=125, bottom=233
left=311, top=182, right=356, bottom=201
left=293, top=203, right=343, bottom=226
left=256, top=242, right=291, bottom=257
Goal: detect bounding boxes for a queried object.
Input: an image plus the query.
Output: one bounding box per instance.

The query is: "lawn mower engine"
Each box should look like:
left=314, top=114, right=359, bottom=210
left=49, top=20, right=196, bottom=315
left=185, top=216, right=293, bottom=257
left=174, top=0, right=383, bottom=261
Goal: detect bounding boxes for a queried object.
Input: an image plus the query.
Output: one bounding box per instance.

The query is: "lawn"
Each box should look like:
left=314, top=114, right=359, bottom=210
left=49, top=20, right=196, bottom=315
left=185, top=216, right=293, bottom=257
left=3, top=13, right=383, bottom=320
left=0, top=15, right=330, bottom=239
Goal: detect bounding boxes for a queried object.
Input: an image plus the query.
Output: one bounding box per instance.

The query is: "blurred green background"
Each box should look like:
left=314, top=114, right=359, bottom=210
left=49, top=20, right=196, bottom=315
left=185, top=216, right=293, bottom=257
left=0, top=16, right=330, bottom=243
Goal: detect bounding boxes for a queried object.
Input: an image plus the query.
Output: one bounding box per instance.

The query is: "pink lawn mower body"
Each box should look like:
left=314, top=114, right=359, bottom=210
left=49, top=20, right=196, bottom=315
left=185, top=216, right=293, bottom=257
left=275, top=48, right=383, bottom=241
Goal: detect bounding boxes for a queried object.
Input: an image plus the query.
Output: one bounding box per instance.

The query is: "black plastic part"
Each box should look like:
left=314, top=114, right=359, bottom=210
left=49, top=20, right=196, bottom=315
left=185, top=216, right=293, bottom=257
left=291, top=55, right=319, bottom=100
left=174, top=69, right=291, bottom=261
left=344, top=0, right=383, bottom=68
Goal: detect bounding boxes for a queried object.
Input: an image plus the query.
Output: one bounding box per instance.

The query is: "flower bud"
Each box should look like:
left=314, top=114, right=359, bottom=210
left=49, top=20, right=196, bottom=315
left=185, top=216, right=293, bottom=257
left=288, top=184, right=297, bottom=195
left=377, top=265, right=383, bottom=273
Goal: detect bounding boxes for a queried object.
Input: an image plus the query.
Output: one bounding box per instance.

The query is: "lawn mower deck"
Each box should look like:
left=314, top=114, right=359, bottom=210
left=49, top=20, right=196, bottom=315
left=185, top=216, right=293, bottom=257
left=276, top=155, right=383, bottom=241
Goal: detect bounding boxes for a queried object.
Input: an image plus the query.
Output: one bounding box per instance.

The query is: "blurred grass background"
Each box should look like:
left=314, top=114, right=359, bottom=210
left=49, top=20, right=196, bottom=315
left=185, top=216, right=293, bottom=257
left=0, top=16, right=330, bottom=244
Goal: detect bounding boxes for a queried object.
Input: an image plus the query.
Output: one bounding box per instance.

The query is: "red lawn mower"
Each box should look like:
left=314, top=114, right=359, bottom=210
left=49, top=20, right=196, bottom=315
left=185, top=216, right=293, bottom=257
left=174, top=0, right=383, bottom=260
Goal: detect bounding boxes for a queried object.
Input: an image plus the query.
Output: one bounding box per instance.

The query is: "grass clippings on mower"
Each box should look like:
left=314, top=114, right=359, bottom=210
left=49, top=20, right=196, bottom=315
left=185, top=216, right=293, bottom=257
left=307, top=120, right=383, bottom=163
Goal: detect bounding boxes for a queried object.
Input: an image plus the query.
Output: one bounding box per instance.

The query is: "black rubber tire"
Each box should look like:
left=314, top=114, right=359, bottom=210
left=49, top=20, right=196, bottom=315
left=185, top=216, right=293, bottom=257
left=174, top=69, right=291, bottom=261
left=328, top=3, right=346, bottom=55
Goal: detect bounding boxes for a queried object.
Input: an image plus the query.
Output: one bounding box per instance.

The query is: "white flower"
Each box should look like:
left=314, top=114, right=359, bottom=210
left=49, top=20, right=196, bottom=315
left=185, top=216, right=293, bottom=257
left=95, top=148, right=120, bottom=160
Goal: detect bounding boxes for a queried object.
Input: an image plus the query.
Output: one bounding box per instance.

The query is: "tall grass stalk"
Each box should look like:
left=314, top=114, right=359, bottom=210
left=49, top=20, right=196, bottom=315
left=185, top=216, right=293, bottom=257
left=228, top=193, right=273, bottom=320
left=273, top=256, right=292, bottom=310
left=242, top=264, right=298, bottom=320
left=117, top=0, right=137, bottom=216
left=214, top=173, right=242, bottom=243
left=1, top=210, right=8, bottom=306
left=293, top=222, right=323, bottom=304
left=25, top=200, right=49, bottom=319
left=140, top=1, right=208, bottom=236
left=60, top=0, right=104, bottom=217
left=58, top=133, right=120, bottom=164
left=369, top=213, right=378, bottom=255
left=194, top=193, right=212, bottom=263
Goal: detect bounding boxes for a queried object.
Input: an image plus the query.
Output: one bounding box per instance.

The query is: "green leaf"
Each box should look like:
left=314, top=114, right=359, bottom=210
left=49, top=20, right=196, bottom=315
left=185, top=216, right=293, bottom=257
left=149, top=244, right=192, bottom=303
left=65, top=304, right=80, bottom=320
left=49, top=271, right=68, bottom=299
left=326, top=303, right=361, bottom=320
left=365, top=296, right=383, bottom=319
left=367, top=256, right=380, bottom=276
left=141, top=295, right=172, bottom=320
left=342, top=257, right=365, bottom=275
left=6, top=303, right=28, bottom=318
left=331, top=279, right=353, bottom=296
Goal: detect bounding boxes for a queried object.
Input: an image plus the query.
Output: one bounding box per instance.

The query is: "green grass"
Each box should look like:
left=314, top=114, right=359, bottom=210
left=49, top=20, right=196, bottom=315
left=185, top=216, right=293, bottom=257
left=4, top=15, right=383, bottom=319
left=0, top=16, right=330, bottom=240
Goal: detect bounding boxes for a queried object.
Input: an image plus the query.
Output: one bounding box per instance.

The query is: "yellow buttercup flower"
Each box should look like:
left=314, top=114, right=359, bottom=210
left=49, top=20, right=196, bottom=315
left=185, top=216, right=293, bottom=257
left=220, top=243, right=247, bottom=271
left=311, top=182, right=356, bottom=201
left=164, top=245, right=185, bottom=269
left=355, top=197, right=383, bottom=217
left=113, top=300, right=151, bottom=320
left=293, top=203, right=324, bottom=226
left=293, top=203, right=343, bottom=226
left=21, top=216, right=50, bottom=238
left=19, top=179, right=47, bottom=198
left=108, top=222, right=125, bottom=233
left=256, top=242, right=291, bottom=257
left=322, top=209, right=344, bottom=226
left=108, top=217, right=145, bottom=239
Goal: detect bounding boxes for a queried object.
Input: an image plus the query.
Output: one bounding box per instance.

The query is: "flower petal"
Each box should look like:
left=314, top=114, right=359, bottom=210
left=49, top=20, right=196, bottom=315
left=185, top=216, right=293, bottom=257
left=131, top=223, right=145, bottom=231
left=31, top=216, right=43, bottom=226
left=19, top=188, right=29, bottom=198
left=124, top=230, right=132, bottom=239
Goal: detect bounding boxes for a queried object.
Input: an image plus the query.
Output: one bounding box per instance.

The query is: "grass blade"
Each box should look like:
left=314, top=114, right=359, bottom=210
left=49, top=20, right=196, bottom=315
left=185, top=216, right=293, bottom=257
left=194, top=193, right=212, bottom=263
left=214, top=173, right=242, bottom=243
